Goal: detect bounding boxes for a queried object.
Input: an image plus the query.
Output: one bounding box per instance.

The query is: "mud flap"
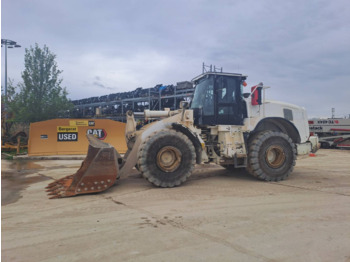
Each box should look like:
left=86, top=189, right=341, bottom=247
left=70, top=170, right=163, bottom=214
left=46, top=135, right=121, bottom=199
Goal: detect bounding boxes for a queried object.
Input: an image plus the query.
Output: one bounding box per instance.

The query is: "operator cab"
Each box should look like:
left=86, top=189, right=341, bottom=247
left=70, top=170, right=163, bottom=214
left=191, top=72, right=247, bottom=126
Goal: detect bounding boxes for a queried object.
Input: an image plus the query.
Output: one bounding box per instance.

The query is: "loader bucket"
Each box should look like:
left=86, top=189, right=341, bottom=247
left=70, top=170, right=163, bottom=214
left=46, top=135, right=121, bottom=199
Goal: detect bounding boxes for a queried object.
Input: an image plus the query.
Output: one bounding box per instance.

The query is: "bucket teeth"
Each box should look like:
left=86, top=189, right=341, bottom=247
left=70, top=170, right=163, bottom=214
left=46, top=175, right=73, bottom=199
left=46, top=185, right=56, bottom=192
left=46, top=176, right=73, bottom=189
left=46, top=183, right=56, bottom=189
left=49, top=195, right=61, bottom=199
left=47, top=187, right=66, bottom=198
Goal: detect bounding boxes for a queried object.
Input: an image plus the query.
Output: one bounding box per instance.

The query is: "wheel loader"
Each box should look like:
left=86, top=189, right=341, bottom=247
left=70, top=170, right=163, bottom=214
left=46, top=71, right=319, bottom=198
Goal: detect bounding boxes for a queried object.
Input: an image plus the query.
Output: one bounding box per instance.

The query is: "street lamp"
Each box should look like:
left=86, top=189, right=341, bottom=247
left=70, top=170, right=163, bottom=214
left=1, top=38, right=21, bottom=110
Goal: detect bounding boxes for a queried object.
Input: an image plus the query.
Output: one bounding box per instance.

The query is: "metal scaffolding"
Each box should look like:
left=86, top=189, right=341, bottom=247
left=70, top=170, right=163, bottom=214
left=68, top=81, right=195, bottom=122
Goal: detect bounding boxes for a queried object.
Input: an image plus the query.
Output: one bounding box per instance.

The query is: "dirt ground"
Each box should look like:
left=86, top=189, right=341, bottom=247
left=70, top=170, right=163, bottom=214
left=2, top=149, right=350, bottom=262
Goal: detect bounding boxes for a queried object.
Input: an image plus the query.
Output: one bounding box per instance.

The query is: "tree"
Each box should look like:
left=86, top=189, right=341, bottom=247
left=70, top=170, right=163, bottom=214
left=1, top=80, right=17, bottom=139
left=10, top=44, right=73, bottom=122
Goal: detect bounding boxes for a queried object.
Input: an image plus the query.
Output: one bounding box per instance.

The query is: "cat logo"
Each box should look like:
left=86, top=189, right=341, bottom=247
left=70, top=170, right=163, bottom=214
left=86, top=129, right=107, bottom=140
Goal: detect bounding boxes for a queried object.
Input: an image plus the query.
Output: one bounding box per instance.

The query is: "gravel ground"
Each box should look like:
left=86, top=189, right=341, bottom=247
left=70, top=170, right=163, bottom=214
left=2, top=149, right=350, bottom=262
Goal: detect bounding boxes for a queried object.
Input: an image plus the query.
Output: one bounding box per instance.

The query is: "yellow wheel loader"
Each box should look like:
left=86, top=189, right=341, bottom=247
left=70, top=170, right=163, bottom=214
left=46, top=72, right=319, bottom=198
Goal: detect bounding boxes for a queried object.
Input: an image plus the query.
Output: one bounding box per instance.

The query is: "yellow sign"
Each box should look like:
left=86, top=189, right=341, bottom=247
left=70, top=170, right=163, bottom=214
left=57, top=126, right=78, bottom=132
left=69, top=120, right=89, bottom=126
left=29, top=119, right=127, bottom=156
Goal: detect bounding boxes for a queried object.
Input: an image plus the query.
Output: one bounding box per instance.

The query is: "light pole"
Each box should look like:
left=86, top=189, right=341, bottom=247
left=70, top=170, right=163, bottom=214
left=1, top=39, right=21, bottom=110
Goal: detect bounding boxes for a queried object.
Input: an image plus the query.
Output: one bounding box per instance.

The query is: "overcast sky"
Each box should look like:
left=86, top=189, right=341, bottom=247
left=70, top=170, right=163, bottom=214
left=2, top=0, right=350, bottom=118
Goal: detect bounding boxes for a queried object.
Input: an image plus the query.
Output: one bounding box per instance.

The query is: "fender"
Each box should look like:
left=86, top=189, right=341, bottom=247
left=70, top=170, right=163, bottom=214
left=171, top=123, right=203, bottom=164
left=253, top=117, right=301, bottom=143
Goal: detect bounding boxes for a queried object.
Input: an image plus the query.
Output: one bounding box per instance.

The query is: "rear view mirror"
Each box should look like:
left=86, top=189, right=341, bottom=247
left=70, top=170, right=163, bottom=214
left=251, top=83, right=263, bottom=106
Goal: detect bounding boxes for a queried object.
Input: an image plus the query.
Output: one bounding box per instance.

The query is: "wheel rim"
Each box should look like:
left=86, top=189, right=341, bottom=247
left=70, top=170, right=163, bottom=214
left=265, top=145, right=286, bottom=168
left=156, top=146, right=182, bottom=172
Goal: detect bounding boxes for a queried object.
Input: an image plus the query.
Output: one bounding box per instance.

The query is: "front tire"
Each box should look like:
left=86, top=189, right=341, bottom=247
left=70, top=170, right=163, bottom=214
left=138, top=129, right=196, bottom=187
left=247, top=131, right=296, bottom=181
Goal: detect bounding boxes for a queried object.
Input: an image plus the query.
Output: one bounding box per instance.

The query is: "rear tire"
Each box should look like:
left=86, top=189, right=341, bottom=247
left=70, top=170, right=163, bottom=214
left=138, top=129, right=196, bottom=187
left=247, top=131, right=296, bottom=181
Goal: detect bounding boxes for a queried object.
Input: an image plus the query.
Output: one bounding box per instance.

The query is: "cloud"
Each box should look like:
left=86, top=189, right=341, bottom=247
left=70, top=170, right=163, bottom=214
left=2, top=0, right=350, bottom=118
left=92, top=81, right=113, bottom=91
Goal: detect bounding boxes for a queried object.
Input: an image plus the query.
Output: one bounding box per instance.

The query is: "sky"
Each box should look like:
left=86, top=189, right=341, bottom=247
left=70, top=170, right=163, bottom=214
left=1, top=0, right=350, bottom=118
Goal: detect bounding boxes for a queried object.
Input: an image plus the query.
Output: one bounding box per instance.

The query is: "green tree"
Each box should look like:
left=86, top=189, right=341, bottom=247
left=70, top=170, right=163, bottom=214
left=1, top=80, right=17, bottom=139
left=11, top=44, right=73, bottom=122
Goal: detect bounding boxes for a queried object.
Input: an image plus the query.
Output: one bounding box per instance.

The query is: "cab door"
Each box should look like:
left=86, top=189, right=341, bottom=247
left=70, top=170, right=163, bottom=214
left=215, top=76, right=244, bottom=125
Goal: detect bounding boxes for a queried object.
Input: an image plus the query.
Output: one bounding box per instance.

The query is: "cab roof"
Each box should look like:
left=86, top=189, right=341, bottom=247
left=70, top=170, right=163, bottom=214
left=192, top=72, right=248, bottom=83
